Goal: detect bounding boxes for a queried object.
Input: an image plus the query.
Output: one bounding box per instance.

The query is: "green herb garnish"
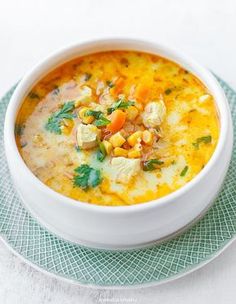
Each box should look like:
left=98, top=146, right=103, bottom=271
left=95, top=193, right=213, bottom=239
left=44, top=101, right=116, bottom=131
left=180, top=166, right=188, bottom=177
left=45, top=101, right=75, bottom=134
left=75, top=146, right=81, bottom=152
left=85, top=110, right=103, bottom=119
left=106, top=80, right=115, bottom=88
left=85, top=109, right=110, bottom=127
left=73, top=164, right=102, bottom=190
left=97, top=142, right=107, bottom=162
left=94, top=115, right=111, bottom=127
left=14, top=124, right=25, bottom=136
left=165, top=88, right=172, bottom=95
left=192, top=135, right=212, bottom=150
left=107, top=98, right=135, bottom=114
left=143, top=159, right=164, bottom=171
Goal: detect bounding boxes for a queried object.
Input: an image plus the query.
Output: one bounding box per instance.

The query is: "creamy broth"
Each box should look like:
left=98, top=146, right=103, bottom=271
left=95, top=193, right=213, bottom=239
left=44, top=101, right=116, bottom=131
left=16, top=51, right=219, bottom=206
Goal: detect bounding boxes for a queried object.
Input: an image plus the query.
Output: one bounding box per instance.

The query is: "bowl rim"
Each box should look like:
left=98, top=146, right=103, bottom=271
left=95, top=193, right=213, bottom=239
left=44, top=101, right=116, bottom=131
left=4, top=37, right=231, bottom=214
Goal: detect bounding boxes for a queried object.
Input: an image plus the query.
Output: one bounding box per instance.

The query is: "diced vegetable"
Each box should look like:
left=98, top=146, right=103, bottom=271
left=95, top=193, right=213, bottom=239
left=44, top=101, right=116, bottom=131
left=192, top=135, right=212, bottom=149
left=142, top=130, right=153, bottom=145
left=109, top=131, right=126, bottom=148
left=127, top=131, right=142, bottom=147
left=128, top=148, right=141, bottom=158
left=180, top=166, right=188, bottom=177
left=135, top=85, right=150, bottom=101
left=102, top=140, right=113, bottom=154
left=126, top=106, right=139, bottom=120
left=79, top=107, right=94, bottom=124
left=114, top=147, right=128, bottom=157
left=143, top=159, right=164, bottom=171
left=107, top=110, right=126, bottom=133
left=97, top=142, right=107, bottom=162
left=73, top=164, right=102, bottom=190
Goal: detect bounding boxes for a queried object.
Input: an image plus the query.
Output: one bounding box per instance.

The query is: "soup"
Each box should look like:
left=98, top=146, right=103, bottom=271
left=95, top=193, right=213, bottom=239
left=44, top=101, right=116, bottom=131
left=15, top=51, right=219, bottom=206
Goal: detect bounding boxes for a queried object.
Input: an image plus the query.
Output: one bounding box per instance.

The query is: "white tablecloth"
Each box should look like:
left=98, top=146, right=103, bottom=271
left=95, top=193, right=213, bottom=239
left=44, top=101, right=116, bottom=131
left=1, top=0, right=236, bottom=303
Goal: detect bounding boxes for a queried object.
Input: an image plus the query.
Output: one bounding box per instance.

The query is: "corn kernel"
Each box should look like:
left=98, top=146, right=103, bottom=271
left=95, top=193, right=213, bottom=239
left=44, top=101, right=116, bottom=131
left=142, top=130, right=153, bottom=145
left=60, top=119, right=74, bottom=134
left=128, top=149, right=141, bottom=158
left=127, top=131, right=142, bottom=147
left=126, top=106, right=139, bottom=120
left=78, top=107, right=94, bottom=124
left=109, top=132, right=126, bottom=147
left=103, top=140, right=113, bottom=155
left=114, top=147, right=128, bottom=157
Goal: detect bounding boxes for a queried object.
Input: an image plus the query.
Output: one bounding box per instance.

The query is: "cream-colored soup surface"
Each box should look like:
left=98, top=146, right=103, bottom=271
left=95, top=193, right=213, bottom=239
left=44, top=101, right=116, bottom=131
left=16, top=51, right=219, bottom=206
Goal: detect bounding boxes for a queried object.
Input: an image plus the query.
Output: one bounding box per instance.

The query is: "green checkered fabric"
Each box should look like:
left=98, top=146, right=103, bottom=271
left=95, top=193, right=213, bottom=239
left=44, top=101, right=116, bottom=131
left=0, top=78, right=235, bottom=287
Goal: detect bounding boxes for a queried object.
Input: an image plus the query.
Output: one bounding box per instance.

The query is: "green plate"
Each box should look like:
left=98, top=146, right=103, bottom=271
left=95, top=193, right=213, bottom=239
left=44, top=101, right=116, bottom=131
left=0, top=78, right=236, bottom=288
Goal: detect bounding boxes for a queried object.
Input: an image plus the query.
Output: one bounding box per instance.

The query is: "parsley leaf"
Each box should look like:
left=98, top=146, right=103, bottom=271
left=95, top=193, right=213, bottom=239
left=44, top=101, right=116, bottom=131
left=97, top=142, right=107, bottom=162
left=143, top=159, right=164, bottom=171
left=107, top=98, right=135, bottom=114
left=192, top=135, right=212, bottom=150
left=85, top=110, right=103, bottom=119
left=75, top=146, right=81, bottom=152
left=73, top=164, right=102, bottom=190
left=85, top=109, right=110, bottom=127
left=180, top=166, right=188, bottom=177
left=165, top=88, right=172, bottom=95
left=45, top=101, right=75, bottom=134
left=94, top=115, right=111, bottom=127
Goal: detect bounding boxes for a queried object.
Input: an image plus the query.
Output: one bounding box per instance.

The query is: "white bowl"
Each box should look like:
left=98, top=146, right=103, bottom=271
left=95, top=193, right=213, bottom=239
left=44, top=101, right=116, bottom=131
left=4, top=38, right=233, bottom=250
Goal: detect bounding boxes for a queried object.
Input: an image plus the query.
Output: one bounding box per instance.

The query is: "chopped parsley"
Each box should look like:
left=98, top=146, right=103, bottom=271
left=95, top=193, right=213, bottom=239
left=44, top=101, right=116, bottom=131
left=85, top=109, right=110, bottom=127
left=94, top=116, right=111, bottom=127
left=107, top=98, right=135, bottom=114
left=192, top=135, right=212, bottom=150
left=180, top=166, right=188, bottom=177
left=97, top=142, right=107, bottom=162
left=143, top=159, right=164, bottom=171
left=85, top=110, right=103, bottom=119
left=75, top=146, right=81, bottom=152
left=73, top=164, right=102, bottom=190
left=106, top=80, right=115, bottom=88
left=45, top=101, right=75, bottom=134
left=165, top=88, right=172, bottom=95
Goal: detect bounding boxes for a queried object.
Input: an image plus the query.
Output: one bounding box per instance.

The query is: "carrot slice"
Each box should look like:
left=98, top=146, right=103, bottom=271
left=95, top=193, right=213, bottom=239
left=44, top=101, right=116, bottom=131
left=107, top=110, right=126, bottom=133
left=112, top=77, right=125, bottom=95
left=135, top=84, right=150, bottom=102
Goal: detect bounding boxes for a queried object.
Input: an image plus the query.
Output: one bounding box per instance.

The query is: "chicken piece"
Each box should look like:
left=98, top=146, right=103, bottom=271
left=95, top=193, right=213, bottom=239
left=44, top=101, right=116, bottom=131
left=76, top=124, right=101, bottom=149
left=75, top=86, right=92, bottom=106
left=110, top=157, right=141, bottom=184
left=142, top=100, right=166, bottom=128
